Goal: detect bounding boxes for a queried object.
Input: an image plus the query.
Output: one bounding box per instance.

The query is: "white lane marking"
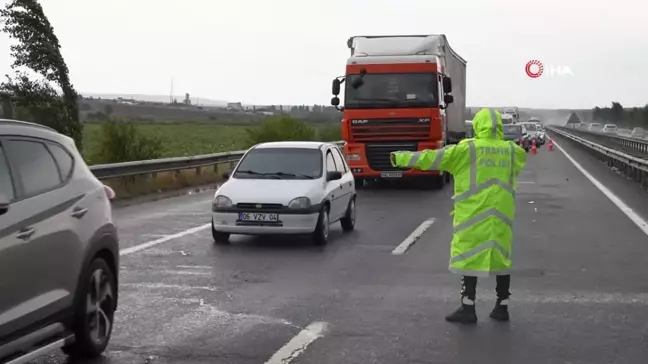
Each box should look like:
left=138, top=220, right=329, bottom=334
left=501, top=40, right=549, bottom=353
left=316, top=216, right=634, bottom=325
left=119, top=223, right=211, bottom=256
left=553, top=140, right=648, bottom=236
left=517, top=181, right=536, bottom=184
left=121, top=283, right=221, bottom=292
left=264, top=322, right=328, bottom=364
left=177, top=265, right=212, bottom=269
left=392, top=218, right=436, bottom=255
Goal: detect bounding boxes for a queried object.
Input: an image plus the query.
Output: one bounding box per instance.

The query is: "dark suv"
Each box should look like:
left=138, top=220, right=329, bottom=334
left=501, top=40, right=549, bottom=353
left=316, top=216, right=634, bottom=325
left=0, top=119, right=119, bottom=363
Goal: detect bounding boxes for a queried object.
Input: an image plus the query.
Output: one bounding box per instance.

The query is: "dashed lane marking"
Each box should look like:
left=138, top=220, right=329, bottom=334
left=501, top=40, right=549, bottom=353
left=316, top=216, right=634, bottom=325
left=392, top=218, right=436, bottom=255
left=264, top=321, right=328, bottom=364
left=553, top=140, right=648, bottom=236
left=119, top=223, right=211, bottom=256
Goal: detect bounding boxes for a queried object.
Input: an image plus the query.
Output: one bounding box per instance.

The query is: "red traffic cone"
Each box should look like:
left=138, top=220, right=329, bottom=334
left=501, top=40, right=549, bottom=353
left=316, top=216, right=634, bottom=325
left=547, top=139, right=554, bottom=151
left=531, top=139, right=537, bottom=155
left=519, top=138, right=524, bottom=148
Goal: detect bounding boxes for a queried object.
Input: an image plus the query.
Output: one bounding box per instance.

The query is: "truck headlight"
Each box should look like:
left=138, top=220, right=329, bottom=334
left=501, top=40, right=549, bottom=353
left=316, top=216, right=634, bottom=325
left=346, top=154, right=361, bottom=161
left=213, top=195, right=232, bottom=210
left=288, top=197, right=311, bottom=209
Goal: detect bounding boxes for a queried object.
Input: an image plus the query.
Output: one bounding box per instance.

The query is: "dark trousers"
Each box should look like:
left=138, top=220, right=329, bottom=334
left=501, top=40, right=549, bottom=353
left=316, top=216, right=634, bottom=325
left=460, top=275, right=510, bottom=301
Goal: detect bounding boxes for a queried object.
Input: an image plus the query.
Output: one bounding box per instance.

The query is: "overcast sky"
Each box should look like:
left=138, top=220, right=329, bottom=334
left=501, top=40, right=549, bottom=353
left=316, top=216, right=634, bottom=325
left=0, top=0, right=646, bottom=109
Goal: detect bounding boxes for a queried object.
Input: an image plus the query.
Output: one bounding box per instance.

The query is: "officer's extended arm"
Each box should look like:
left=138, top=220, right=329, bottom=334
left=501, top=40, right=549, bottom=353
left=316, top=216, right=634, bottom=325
left=390, top=146, right=454, bottom=172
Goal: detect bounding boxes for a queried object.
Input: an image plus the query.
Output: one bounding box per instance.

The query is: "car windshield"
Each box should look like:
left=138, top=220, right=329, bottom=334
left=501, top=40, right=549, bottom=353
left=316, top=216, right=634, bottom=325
left=524, top=123, right=537, bottom=131
left=503, top=125, right=522, bottom=135
left=233, top=148, right=322, bottom=179
left=344, top=72, right=439, bottom=109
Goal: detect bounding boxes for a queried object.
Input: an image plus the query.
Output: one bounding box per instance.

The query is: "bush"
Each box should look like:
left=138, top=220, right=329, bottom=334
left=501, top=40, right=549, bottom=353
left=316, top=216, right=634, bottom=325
left=246, top=115, right=316, bottom=145
left=318, top=124, right=341, bottom=142
left=94, top=118, right=164, bottom=163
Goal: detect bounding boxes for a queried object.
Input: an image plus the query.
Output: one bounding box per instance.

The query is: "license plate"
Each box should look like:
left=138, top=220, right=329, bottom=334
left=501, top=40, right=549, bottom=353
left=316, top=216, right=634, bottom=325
left=239, top=212, right=279, bottom=222
left=381, top=171, right=403, bottom=178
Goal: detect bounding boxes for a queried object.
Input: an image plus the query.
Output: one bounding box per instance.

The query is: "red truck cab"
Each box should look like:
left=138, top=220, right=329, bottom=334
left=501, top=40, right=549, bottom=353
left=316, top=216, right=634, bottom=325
left=331, top=35, right=467, bottom=189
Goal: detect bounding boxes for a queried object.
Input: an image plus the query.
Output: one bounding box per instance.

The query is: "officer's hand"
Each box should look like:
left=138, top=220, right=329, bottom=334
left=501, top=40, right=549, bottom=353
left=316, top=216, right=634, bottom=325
left=390, top=152, right=397, bottom=167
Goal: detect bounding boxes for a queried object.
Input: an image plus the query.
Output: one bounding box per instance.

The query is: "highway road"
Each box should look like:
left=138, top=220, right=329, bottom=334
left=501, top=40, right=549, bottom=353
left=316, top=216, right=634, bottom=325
left=33, top=136, right=648, bottom=364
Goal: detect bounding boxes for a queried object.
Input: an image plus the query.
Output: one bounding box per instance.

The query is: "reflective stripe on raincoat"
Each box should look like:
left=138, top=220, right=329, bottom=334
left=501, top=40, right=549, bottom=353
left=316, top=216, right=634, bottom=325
left=390, top=108, right=527, bottom=276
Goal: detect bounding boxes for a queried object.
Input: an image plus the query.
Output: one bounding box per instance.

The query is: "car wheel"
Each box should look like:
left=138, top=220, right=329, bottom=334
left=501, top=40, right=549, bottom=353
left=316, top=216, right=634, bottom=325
left=62, top=258, right=116, bottom=359
left=340, top=197, right=356, bottom=232
left=212, top=221, right=230, bottom=244
left=312, top=205, right=330, bottom=245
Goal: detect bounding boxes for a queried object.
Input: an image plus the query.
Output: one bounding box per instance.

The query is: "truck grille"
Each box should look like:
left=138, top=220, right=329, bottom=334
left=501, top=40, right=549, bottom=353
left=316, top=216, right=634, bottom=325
left=350, top=118, right=430, bottom=141
left=365, top=142, right=418, bottom=171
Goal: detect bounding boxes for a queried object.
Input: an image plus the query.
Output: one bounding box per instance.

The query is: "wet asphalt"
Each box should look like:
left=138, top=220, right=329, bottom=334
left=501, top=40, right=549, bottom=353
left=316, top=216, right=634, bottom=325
left=32, top=135, right=648, bottom=364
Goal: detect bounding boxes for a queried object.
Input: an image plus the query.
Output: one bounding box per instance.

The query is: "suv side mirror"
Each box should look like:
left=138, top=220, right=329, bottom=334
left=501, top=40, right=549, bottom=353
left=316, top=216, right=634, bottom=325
left=326, top=171, right=342, bottom=181
left=443, top=94, right=454, bottom=105
left=222, top=171, right=230, bottom=180
left=332, top=79, right=341, bottom=95
left=0, top=194, right=9, bottom=216
left=443, top=76, right=452, bottom=93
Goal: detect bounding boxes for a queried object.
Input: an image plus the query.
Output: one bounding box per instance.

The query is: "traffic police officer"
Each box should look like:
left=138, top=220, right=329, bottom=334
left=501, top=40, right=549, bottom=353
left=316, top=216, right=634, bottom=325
left=390, top=108, right=527, bottom=324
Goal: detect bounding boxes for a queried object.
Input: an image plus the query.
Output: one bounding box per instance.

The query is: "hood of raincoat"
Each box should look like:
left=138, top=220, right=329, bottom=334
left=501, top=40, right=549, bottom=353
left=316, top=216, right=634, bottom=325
left=472, top=108, right=504, bottom=140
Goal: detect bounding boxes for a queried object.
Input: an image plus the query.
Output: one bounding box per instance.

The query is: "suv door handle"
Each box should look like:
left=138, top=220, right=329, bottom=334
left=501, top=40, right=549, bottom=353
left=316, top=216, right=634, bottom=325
left=71, top=207, right=88, bottom=219
left=16, top=227, right=35, bottom=240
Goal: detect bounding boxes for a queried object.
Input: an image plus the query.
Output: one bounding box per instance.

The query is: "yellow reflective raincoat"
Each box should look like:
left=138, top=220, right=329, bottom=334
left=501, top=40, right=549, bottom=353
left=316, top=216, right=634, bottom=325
left=390, top=108, right=527, bottom=276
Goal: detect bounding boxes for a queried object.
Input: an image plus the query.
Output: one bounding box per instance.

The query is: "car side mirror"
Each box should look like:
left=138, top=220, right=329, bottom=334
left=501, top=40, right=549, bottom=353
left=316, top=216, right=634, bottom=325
left=0, top=194, right=9, bottom=216
left=222, top=171, right=230, bottom=180
left=326, top=171, right=342, bottom=181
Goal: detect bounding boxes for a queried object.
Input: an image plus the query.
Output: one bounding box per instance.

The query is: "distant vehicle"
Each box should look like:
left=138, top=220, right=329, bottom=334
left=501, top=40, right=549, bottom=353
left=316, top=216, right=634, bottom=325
left=0, top=119, right=119, bottom=363
left=529, top=120, right=546, bottom=143
left=502, top=124, right=530, bottom=152
left=588, top=123, right=602, bottom=132
left=521, top=122, right=544, bottom=146
left=501, top=114, right=515, bottom=125
left=211, top=141, right=357, bottom=245
left=602, top=124, right=618, bottom=134
left=631, top=127, right=646, bottom=139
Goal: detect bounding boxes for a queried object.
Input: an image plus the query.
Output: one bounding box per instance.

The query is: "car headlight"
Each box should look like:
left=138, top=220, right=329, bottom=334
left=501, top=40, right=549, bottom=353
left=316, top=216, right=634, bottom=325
left=213, top=195, right=232, bottom=210
left=288, top=197, right=311, bottom=209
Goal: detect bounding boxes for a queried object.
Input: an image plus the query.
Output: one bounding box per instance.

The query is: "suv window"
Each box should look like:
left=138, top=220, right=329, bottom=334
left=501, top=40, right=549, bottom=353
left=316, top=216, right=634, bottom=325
left=5, top=139, right=63, bottom=197
left=326, top=151, right=337, bottom=172
left=331, top=148, right=347, bottom=173
left=47, top=143, right=74, bottom=180
left=0, top=144, right=15, bottom=200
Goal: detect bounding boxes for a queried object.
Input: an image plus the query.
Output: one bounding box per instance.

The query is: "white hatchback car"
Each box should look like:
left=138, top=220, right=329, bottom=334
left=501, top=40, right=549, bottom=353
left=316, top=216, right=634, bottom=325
left=211, top=141, right=357, bottom=245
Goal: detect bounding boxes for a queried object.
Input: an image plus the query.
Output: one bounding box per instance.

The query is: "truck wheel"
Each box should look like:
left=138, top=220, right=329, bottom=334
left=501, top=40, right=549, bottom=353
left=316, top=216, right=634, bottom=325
left=354, top=177, right=365, bottom=188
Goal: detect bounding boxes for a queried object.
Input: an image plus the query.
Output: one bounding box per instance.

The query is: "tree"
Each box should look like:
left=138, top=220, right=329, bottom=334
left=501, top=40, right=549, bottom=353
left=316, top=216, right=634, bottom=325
left=0, top=0, right=82, bottom=148
left=610, top=102, right=624, bottom=123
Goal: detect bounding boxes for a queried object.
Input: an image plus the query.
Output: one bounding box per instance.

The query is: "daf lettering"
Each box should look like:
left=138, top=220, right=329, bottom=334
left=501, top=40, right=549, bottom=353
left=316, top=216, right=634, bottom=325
left=352, top=119, right=369, bottom=124
left=418, top=118, right=431, bottom=123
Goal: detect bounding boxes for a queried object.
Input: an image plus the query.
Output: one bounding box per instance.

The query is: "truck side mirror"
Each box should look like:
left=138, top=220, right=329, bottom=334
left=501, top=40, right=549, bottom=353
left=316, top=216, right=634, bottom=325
left=443, top=76, right=452, bottom=93
left=444, top=94, right=454, bottom=105
left=331, top=97, right=340, bottom=106
left=332, top=79, right=341, bottom=95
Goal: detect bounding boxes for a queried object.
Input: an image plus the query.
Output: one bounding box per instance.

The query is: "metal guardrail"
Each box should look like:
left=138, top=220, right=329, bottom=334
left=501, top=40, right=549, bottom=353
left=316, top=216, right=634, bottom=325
left=547, top=126, right=648, bottom=187
left=558, top=125, right=648, bottom=157
left=89, top=141, right=346, bottom=180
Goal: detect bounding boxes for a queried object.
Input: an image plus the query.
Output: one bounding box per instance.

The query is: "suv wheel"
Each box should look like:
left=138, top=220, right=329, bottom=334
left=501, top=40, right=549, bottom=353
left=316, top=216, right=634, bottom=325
left=340, top=197, right=356, bottom=232
left=212, top=222, right=230, bottom=244
left=62, top=258, right=116, bottom=358
left=312, top=205, right=330, bottom=245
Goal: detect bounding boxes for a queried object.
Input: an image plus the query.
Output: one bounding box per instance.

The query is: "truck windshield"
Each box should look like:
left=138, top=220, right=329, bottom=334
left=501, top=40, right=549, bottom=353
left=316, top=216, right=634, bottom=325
left=344, top=73, right=439, bottom=109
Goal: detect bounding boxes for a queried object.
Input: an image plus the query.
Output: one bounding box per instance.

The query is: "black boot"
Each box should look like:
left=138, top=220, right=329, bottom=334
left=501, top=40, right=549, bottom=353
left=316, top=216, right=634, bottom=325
left=489, top=299, right=509, bottom=321
left=445, top=298, right=477, bottom=324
